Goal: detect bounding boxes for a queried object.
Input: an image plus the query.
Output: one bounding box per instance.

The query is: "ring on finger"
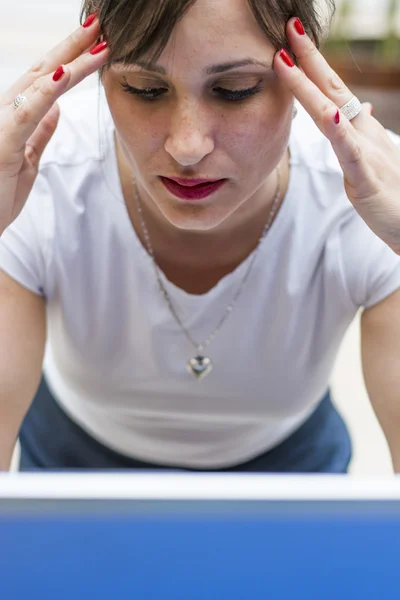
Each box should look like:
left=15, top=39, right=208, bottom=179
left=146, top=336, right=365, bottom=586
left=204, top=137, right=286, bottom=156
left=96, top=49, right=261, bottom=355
left=13, top=94, right=27, bottom=110
left=339, top=96, right=362, bottom=122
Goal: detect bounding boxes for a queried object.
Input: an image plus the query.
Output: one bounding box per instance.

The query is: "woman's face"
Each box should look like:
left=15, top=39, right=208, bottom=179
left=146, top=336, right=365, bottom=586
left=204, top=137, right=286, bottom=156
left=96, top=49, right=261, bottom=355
left=102, top=0, right=294, bottom=232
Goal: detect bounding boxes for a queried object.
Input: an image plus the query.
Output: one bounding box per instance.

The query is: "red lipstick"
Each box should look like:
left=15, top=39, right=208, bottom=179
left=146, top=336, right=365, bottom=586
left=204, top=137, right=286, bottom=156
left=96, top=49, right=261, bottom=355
left=160, top=177, right=227, bottom=201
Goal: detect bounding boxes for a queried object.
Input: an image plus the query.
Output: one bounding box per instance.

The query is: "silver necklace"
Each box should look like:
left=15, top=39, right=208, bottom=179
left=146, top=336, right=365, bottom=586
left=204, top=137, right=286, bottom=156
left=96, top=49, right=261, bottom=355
left=133, top=168, right=282, bottom=380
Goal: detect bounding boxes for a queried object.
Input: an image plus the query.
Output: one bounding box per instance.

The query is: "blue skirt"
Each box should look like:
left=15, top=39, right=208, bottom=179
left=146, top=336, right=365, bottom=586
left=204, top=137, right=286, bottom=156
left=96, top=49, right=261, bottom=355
left=19, top=376, right=353, bottom=473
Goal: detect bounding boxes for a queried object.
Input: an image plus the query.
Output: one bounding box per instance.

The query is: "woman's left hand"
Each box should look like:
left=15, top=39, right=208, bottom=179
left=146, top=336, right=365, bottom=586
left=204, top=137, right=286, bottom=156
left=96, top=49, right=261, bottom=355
left=274, top=17, right=400, bottom=255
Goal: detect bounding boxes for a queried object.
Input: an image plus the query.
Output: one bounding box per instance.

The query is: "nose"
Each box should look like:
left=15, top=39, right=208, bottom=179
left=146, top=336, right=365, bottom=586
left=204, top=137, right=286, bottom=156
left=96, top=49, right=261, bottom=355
left=164, top=100, right=214, bottom=166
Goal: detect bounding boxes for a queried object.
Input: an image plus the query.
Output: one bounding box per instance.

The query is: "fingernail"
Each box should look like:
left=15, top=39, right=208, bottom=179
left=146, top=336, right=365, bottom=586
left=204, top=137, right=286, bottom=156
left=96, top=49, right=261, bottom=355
left=90, top=40, right=108, bottom=55
left=294, top=18, right=305, bottom=35
left=52, top=65, right=65, bottom=82
left=83, top=13, right=96, bottom=28
left=334, top=110, right=341, bottom=125
left=279, top=49, right=295, bottom=68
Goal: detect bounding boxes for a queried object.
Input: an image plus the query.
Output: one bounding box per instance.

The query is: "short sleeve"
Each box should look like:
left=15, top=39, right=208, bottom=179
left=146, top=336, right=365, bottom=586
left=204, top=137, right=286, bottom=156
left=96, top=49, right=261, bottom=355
left=337, top=208, right=400, bottom=309
left=0, top=171, right=54, bottom=297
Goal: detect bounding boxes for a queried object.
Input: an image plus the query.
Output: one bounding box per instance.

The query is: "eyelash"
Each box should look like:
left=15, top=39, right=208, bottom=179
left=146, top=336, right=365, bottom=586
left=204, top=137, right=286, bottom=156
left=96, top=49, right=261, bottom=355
left=120, top=80, right=263, bottom=102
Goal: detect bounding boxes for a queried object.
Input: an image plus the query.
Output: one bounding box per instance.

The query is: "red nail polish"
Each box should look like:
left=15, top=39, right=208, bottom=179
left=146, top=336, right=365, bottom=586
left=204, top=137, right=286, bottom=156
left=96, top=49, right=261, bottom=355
left=280, top=49, right=295, bottom=68
left=334, top=110, right=341, bottom=125
left=52, top=65, right=65, bottom=82
left=83, top=13, right=96, bottom=28
left=294, top=18, right=305, bottom=35
left=90, top=40, right=108, bottom=55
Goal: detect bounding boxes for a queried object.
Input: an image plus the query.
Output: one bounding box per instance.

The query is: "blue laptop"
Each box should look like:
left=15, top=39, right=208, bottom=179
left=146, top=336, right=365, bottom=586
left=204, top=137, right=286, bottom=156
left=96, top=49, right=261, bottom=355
left=0, top=473, right=399, bottom=600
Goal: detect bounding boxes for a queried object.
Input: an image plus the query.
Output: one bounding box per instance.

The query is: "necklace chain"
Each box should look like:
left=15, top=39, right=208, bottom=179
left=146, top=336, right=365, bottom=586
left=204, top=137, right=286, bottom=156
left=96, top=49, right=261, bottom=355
left=134, top=169, right=281, bottom=355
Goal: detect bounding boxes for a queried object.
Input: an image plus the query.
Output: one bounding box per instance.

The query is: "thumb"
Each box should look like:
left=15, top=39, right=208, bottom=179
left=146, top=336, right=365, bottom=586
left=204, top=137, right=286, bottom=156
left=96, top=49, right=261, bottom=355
left=25, top=102, right=61, bottom=168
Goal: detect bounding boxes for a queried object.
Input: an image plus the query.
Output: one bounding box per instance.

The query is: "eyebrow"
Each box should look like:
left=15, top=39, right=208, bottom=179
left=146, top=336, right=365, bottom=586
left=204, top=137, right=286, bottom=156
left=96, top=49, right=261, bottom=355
left=114, top=58, right=273, bottom=75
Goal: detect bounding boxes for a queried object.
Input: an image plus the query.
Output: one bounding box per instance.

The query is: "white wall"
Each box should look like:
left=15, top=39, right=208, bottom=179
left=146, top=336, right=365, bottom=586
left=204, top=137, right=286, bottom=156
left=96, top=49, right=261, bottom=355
left=330, top=0, right=400, bottom=38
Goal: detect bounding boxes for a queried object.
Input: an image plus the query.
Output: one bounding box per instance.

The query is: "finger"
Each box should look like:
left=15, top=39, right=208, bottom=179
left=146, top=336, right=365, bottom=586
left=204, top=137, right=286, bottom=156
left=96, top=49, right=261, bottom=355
left=3, top=40, right=109, bottom=158
left=274, top=47, right=344, bottom=134
left=364, top=102, right=374, bottom=116
left=274, top=48, right=378, bottom=143
left=58, top=40, right=109, bottom=94
left=285, top=19, right=352, bottom=109
left=274, top=46, right=376, bottom=193
left=324, top=104, right=377, bottom=196
left=24, top=103, right=60, bottom=170
left=2, top=14, right=101, bottom=105
left=283, top=17, right=375, bottom=131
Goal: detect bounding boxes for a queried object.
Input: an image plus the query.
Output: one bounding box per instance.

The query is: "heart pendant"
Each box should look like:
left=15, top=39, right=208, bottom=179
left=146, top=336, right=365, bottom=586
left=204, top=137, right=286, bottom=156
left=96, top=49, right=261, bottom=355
left=187, top=356, right=213, bottom=380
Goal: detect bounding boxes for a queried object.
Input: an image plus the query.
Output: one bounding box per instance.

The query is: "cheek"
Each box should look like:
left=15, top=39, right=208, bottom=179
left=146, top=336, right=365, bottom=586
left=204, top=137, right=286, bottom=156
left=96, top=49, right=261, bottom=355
left=221, top=95, right=290, bottom=164
left=103, top=84, right=163, bottom=156
left=116, top=110, right=163, bottom=156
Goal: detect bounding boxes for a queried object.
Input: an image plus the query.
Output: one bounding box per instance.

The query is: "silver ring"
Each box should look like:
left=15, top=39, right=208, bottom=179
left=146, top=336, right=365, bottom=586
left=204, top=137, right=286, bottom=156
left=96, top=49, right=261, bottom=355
left=13, top=94, right=27, bottom=110
left=339, top=96, right=362, bottom=121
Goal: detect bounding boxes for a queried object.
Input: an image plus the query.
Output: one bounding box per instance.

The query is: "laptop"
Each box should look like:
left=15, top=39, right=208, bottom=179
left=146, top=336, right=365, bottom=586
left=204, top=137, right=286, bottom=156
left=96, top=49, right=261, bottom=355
left=0, top=473, right=399, bottom=599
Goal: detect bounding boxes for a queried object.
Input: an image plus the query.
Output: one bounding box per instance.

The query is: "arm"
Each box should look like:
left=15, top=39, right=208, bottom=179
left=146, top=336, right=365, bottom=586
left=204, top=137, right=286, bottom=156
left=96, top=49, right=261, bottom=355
left=361, top=289, right=400, bottom=473
left=0, top=270, right=46, bottom=471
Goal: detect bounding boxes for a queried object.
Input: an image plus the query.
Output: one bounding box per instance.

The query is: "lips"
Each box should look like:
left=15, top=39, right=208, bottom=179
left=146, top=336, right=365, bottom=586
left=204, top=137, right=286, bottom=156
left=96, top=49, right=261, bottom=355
left=160, top=176, right=227, bottom=201
left=166, top=177, right=221, bottom=187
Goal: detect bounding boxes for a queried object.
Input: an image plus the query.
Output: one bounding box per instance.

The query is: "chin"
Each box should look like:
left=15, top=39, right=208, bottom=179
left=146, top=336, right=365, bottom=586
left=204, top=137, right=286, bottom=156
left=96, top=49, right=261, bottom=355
left=161, top=204, right=231, bottom=232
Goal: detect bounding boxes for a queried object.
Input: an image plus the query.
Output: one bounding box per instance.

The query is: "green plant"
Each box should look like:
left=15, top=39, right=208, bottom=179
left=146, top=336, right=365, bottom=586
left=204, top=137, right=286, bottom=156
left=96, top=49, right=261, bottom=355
left=381, top=0, right=400, bottom=61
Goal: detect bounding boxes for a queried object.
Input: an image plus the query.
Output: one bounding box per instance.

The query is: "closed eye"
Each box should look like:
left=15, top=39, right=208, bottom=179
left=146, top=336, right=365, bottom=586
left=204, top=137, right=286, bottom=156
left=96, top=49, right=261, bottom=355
left=120, top=80, right=263, bottom=102
left=121, top=81, right=167, bottom=100
left=213, top=81, right=263, bottom=101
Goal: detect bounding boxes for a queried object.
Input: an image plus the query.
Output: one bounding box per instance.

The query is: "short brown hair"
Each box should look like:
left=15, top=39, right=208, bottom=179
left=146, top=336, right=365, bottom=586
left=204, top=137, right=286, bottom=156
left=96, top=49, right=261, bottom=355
left=81, top=0, right=335, bottom=71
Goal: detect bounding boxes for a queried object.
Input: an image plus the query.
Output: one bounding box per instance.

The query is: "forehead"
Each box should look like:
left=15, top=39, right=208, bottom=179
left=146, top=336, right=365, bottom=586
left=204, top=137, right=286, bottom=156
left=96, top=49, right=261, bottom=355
left=112, top=0, right=275, bottom=75
left=176, top=0, right=273, bottom=47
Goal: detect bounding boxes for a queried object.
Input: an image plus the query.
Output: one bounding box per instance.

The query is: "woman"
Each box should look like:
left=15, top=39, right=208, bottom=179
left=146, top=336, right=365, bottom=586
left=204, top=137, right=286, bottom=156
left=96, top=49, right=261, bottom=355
left=1, top=0, right=400, bottom=473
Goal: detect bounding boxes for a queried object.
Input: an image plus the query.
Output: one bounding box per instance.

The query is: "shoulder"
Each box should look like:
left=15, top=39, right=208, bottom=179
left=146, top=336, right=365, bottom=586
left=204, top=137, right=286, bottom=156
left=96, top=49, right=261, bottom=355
left=32, top=85, right=116, bottom=217
left=24, top=85, right=117, bottom=246
left=286, top=104, right=400, bottom=308
left=288, top=103, right=398, bottom=231
left=39, top=85, right=113, bottom=170
left=287, top=102, right=354, bottom=237
left=290, top=102, right=343, bottom=175
left=289, top=102, right=352, bottom=213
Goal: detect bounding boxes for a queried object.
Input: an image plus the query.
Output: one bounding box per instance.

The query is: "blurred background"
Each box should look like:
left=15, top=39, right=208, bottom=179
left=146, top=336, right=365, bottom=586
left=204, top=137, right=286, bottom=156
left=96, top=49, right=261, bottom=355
left=0, top=0, right=399, bottom=474
left=323, top=0, right=400, bottom=133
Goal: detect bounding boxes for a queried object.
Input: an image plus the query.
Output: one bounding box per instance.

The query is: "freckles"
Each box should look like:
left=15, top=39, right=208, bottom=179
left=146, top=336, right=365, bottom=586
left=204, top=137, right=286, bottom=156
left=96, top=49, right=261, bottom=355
left=148, top=127, right=163, bottom=147
left=229, top=128, right=257, bottom=149
left=143, top=113, right=169, bottom=146
left=225, top=116, right=272, bottom=156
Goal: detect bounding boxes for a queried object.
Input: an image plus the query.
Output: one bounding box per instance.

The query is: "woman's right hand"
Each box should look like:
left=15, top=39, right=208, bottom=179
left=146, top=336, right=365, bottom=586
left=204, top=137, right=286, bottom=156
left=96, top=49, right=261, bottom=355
left=0, top=14, right=109, bottom=236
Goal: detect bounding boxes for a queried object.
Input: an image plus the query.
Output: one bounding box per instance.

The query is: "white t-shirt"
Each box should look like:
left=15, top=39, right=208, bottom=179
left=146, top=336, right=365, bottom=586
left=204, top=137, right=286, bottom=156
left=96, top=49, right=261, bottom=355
left=1, top=86, right=400, bottom=468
